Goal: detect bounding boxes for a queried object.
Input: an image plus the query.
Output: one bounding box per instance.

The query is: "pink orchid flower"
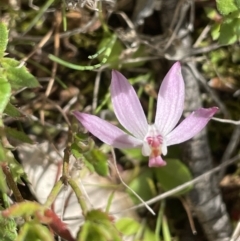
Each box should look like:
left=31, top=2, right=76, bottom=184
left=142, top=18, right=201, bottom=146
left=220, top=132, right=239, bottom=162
left=73, top=62, right=218, bottom=167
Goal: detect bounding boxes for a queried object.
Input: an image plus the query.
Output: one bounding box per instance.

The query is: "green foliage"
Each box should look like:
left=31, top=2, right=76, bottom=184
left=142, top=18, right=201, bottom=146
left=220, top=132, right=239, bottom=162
left=211, top=23, right=221, bottom=41
left=1, top=1, right=237, bottom=240
left=0, top=21, right=39, bottom=130
left=1, top=203, right=63, bottom=241
left=122, top=45, right=147, bottom=69
left=20, top=223, right=54, bottom=241
left=236, top=0, right=240, bottom=9
left=97, top=35, right=123, bottom=68
left=0, top=24, right=38, bottom=235
left=49, top=33, right=118, bottom=71
left=129, top=168, right=156, bottom=203
left=78, top=209, right=122, bottom=241
left=0, top=22, right=39, bottom=150
left=115, top=217, right=156, bottom=240
left=216, top=0, right=239, bottom=15
left=0, top=144, right=8, bottom=192
left=154, top=159, right=193, bottom=196
left=116, top=217, right=140, bottom=235
left=121, top=148, right=147, bottom=161
left=0, top=208, right=17, bottom=241
left=23, top=0, right=55, bottom=35
left=3, top=103, right=22, bottom=117
left=162, top=215, right=171, bottom=241
left=71, top=136, right=109, bottom=176
left=84, top=149, right=109, bottom=176
left=0, top=22, right=8, bottom=58
left=7, top=156, right=29, bottom=185
left=219, top=15, right=240, bottom=44
left=0, top=76, right=11, bottom=120
left=0, top=191, right=17, bottom=241
left=4, top=127, right=33, bottom=144
left=2, top=201, right=43, bottom=217
left=0, top=22, right=39, bottom=146
left=128, top=159, right=192, bottom=209
left=212, top=1, right=240, bottom=44
left=1, top=58, right=40, bottom=89
left=0, top=166, right=7, bottom=192
left=0, top=141, right=29, bottom=185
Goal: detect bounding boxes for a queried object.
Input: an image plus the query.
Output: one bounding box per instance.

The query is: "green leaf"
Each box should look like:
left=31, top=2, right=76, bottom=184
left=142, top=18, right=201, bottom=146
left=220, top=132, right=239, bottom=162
left=205, top=7, right=220, bottom=20
left=71, top=143, right=95, bottom=172
left=0, top=207, right=17, bottom=241
left=83, top=149, right=109, bottom=176
left=162, top=215, right=171, bottom=241
left=4, top=103, right=22, bottom=117
left=79, top=221, right=111, bottom=241
left=219, top=17, right=239, bottom=44
left=128, top=168, right=155, bottom=203
left=21, top=223, right=54, bottom=241
left=0, top=167, right=7, bottom=192
left=116, top=217, right=156, bottom=240
left=143, top=227, right=156, bottom=240
left=0, top=143, right=29, bottom=185
left=4, top=127, right=33, bottom=144
left=86, top=209, right=111, bottom=223
left=78, top=210, right=122, bottom=241
left=28, top=224, right=54, bottom=241
left=122, top=45, right=147, bottom=69
left=235, top=18, right=240, bottom=36
left=154, top=159, right=193, bottom=196
left=211, top=23, right=221, bottom=40
left=115, top=218, right=140, bottom=236
left=121, top=148, right=147, bottom=161
left=4, top=154, right=30, bottom=185
left=1, top=58, right=40, bottom=89
left=2, top=201, right=43, bottom=217
left=235, top=0, right=240, bottom=9
left=1, top=58, right=21, bottom=68
left=216, top=0, right=238, bottom=15
left=16, top=223, right=30, bottom=241
left=0, top=144, right=8, bottom=192
left=0, top=76, right=11, bottom=118
left=97, top=36, right=124, bottom=68
left=0, top=22, right=8, bottom=58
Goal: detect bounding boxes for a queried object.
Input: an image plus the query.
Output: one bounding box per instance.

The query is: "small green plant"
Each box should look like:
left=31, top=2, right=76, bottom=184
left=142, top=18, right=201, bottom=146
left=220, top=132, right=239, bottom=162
left=0, top=22, right=41, bottom=241
left=49, top=34, right=118, bottom=70
left=215, top=0, right=240, bottom=44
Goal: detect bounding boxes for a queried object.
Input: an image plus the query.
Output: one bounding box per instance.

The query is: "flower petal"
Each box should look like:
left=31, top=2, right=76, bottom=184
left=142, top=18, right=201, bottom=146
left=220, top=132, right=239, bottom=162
left=155, top=62, right=185, bottom=135
left=149, top=156, right=166, bottom=167
left=161, top=141, right=167, bottom=156
left=110, top=70, right=148, bottom=139
left=142, top=142, right=151, bottom=156
left=73, top=111, right=142, bottom=149
left=166, top=107, right=218, bottom=146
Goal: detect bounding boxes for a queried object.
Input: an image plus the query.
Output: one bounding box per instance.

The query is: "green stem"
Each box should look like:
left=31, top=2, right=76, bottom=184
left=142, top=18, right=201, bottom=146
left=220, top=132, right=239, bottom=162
left=1, top=192, right=10, bottom=208
left=155, top=200, right=165, bottom=241
left=62, top=128, right=73, bottom=180
left=44, top=180, right=63, bottom=208
left=1, top=163, right=24, bottom=202
left=105, top=191, right=115, bottom=213
left=23, top=0, right=56, bottom=35
left=62, top=1, right=67, bottom=32
left=68, top=178, right=88, bottom=216
left=162, top=214, right=171, bottom=241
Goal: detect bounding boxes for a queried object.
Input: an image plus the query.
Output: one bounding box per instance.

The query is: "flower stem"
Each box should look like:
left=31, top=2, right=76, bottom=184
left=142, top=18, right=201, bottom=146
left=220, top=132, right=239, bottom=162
left=68, top=178, right=88, bottom=216
left=44, top=180, right=63, bottom=208
left=62, top=128, right=73, bottom=183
